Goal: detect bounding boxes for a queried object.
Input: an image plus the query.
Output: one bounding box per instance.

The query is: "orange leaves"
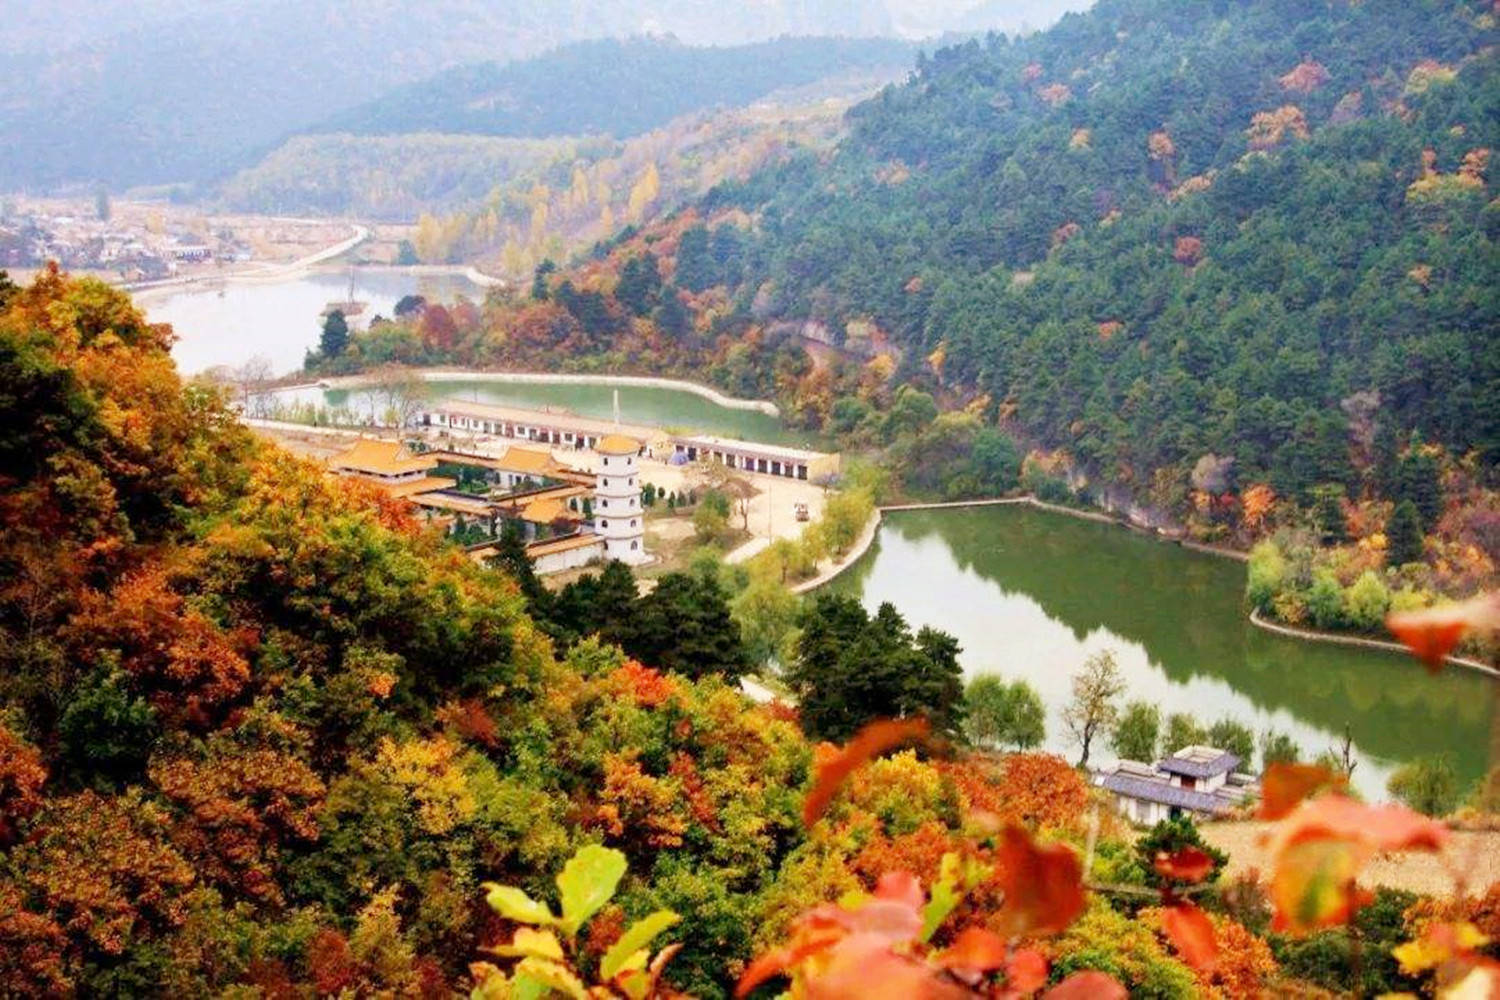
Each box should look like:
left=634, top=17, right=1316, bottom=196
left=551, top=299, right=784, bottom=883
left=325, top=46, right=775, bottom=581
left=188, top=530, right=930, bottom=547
left=1386, top=591, right=1499, bottom=671
left=990, top=826, right=1086, bottom=939
left=1037, top=83, right=1072, bottom=108
left=1265, top=795, right=1448, bottom=935
left=1258, top=762, right=1346, bottom=820
left=1240, top=483, right=1276, bottom=534
left=803, top=718, right=929, bottom=826
left=0, top=725, right=47, bottom=846
left=1278, top=60, right=1331, bottom=94
left=1172, top=236, right=1204, bottom=266
left=1246, top=105, right=1309, bottom=151
left=606, top=660, right=678, bottom=707
left=933, top=926, right=1008, bottom=973
left=1160, top=903, right=1218, bottom=973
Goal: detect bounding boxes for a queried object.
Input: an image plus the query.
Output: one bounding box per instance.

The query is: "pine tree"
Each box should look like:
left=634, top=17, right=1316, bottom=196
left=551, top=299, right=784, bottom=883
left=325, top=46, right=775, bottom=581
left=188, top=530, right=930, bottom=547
left=319, top=310, right=349, bottom=358
left=1385, top=499, right=1425, bottom=566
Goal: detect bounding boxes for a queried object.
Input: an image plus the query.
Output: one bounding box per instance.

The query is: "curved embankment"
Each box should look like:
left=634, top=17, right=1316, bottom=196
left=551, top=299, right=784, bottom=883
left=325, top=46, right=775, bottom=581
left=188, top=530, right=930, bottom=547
left=806, top=496, right=1494, bottom=678
left=127, top=224, right=372, bottom=297
left=1249, top=610, right=1497, bottom=677
left=317, top=369, right=781, bottom=417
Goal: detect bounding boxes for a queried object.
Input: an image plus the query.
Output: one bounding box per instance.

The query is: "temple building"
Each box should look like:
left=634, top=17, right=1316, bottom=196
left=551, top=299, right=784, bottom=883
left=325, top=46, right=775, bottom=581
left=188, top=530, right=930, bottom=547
left=1093, top=745, right=1260, bottom=825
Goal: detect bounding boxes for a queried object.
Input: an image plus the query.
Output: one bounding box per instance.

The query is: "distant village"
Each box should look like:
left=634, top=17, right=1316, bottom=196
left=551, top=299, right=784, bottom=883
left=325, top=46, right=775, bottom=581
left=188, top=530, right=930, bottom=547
left=0, top=200, right=254, bottom=282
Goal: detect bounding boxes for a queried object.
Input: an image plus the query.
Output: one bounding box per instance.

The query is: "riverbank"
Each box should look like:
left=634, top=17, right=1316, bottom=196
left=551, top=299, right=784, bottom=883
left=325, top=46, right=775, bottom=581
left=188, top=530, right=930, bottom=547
left=790, top=510, right=883, bottom=595
left=127, top=224, right=371, bottom=297
left=315, top=369, right=781, bottom=417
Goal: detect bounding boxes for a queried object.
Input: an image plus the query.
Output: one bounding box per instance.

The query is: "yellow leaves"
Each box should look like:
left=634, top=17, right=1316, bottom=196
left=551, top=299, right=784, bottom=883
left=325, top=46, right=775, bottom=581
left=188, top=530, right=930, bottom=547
left=600, top=911, right=681, bottom=981
left=1069, top=128, right=1092, bottom=150
left=484, top=884, right=556, bottom=926
left=1148, top=130, right=1176, bottom=161
left=1394, top=922, right=1490, bottom=975
left=1406, top=59, right=1458, bottom=96
left=489, top=926, right=566, bottom=961
left=374, top=736, right=476, bottom=836
left=1038, top=83, right=1072, bottom=107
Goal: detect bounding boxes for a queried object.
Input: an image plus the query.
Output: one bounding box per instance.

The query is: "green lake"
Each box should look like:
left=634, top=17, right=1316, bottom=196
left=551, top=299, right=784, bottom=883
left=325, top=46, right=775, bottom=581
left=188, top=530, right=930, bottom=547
left=825, top=505, right=1494, bottom=799
left=300, top=379, right=800, bottom=446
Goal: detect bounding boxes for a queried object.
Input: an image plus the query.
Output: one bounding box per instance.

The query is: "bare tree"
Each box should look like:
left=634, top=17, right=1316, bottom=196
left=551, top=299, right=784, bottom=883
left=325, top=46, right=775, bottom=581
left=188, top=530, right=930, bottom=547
left=233, top=355, right=275, bottom=418
left=368, top=365, right=430, bottom=429
left=1063, top=648, right=1126, bottom=768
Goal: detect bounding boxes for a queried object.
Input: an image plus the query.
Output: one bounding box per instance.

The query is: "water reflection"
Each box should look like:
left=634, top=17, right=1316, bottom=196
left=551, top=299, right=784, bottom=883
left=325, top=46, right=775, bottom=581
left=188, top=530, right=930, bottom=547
left=825, top=506, right=1493, bottom=799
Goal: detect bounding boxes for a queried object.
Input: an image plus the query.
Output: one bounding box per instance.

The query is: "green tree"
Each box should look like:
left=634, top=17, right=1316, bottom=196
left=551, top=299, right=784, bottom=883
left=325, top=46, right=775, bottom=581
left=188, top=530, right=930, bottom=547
left=487, top=522, right=552, bottom=624
left=1260, top=730, right=1302, bottom=768
left=730, top=578, right=801, bottom=667
left=1207, top=717, right=1256, bottom=768
left=964, top=675, right=1008, bottom=749
left=1386, top=756, right=1459, bottom=817
left=320, top=309, right=350, bottom=358
left=57, top=665, right=158, bottom=788
left=616, top=254, right=662, bottom=316
left=971, top=428, right=1021, bottom=493
left=531, top=259, right=556, bottom=301
left=396, top=240, right=419, bottom=266
left=1385, top=500, right=1425, bottom=566
left=625, top=571, right=749, bottom=681
left=1111, top=701, right=1161, bottom=762
left=1164, top=713, right=1207, bottom=754
left=788, top=595, right=963, bottom=742
left=1309, top=484, right=1347, bottom=545
left=1393, top=439, right=1442, bottom=529
left=1135, top=816, right=1228, bottom=890
left=1062, top=649, right=1125, bottom=768
left=1341, top=570, right=1390, bottom=632
left=998, top=680, right=1046, bottom=750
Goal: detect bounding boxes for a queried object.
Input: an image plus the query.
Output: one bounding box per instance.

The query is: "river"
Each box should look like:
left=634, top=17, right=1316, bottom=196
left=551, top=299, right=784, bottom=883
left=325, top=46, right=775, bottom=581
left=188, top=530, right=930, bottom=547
left=146, top=270, right=798, bottom=444
left=824, top=505, right=1494, bottom=799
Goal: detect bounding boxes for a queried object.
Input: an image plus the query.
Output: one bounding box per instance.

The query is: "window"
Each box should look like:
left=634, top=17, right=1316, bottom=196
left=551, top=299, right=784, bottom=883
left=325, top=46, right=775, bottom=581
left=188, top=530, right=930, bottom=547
left=603, top=457, right=609, bottom=467
left=600, top=499, right=608, bottom=508
left=631, top=519, right=637, bottom=528
left=603, top=478, right=609, bottom=486
left=631, top=541, right=638, bottom=550
left=601, top=520, right=609, bottom=528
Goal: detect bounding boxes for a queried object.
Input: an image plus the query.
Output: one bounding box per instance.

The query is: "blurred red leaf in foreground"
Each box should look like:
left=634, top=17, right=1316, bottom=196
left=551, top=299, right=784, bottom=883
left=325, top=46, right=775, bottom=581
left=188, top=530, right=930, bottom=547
left=1386, top=592, right=1499, bottom=671
left=991, top=825, right=1087, bottom=939
left=1258, top=762, right=1346, bottom=821
left=803, top=718, right=930, bottom=826
left=1162, top=902, right=1219, bottom=972
left=1153, top=846, right=1217, bottom=884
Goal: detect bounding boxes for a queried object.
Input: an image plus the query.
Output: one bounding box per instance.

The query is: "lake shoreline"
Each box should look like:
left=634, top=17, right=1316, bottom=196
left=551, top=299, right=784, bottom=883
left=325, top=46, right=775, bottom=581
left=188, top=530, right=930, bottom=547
left=315, top=368, right=782, bottom=416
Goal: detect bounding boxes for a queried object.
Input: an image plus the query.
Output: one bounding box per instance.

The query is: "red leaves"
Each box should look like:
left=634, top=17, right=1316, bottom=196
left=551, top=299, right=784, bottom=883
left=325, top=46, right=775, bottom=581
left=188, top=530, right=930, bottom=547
left=1152, top=847, right=1216, bottom=885
left=1258, top=762, right=1346, bottom=820
left=1266, top=795, right=1449, bottom=935
left=803, top=718, right=929, bottom=826
left=1161, top=903, right=1218, bottom=973
left=991, top=826, right=1087, bottom=939
left=1387, top=592, right=1499, bottom=671
left=1043, top=971, right=1127, bottom=999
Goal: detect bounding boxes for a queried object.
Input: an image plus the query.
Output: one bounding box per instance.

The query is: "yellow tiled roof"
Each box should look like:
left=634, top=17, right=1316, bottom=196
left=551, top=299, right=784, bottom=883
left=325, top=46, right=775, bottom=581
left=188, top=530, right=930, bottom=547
left=331, top=439, right=437, bottom=477
left=526, top=534, right=605, bottom=557
left=596, top=433, right=641, bottom=455
left=520, top=497, right=571, bottom=524
left=384, top=476, right=457, bottom=498
left=497, top=446, right=557, bottom=475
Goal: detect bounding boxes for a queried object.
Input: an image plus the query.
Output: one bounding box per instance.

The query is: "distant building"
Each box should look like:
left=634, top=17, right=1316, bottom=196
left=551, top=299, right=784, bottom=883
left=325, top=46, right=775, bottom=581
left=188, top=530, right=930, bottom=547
left=420, top=399, right=841, bottom=483
left=1094, top=745, right=1259, bottom=825
left=329, top=439, right=455, bottom=497
left=594, top=434, right=648, bottom=565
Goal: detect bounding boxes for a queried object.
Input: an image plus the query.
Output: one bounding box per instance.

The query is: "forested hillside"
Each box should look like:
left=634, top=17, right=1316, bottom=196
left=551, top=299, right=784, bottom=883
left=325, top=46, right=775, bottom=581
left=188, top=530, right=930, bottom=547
left=707, top=0, right=1498, bottom=497
left=5, top=267, right=1498, bottom=998
left=318, top=36, right=919, bottom=141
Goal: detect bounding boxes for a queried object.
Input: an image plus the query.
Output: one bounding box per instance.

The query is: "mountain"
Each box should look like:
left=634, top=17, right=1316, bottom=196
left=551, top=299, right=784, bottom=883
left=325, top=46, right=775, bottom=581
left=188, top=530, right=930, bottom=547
left=339, top=0, right=1497, bottom=519
left=0, top=0, right=1087, bottom=192
left=693, top=0, right=1500, bottom=497
left=314, top=36, right=920, bottom=140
